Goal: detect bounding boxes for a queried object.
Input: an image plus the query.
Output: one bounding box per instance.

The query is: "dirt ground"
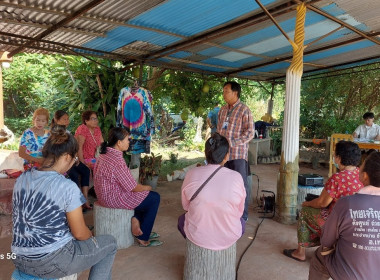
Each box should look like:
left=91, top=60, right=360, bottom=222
left=0, top=162, right=329, bottom=280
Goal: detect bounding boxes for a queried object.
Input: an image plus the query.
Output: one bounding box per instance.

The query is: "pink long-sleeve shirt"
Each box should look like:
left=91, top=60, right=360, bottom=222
left=181, top=164, right=245, bottom=250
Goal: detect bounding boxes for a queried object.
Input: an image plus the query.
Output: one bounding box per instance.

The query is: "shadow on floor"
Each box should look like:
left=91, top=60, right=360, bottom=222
left=0, top=162, right=327, bottom=280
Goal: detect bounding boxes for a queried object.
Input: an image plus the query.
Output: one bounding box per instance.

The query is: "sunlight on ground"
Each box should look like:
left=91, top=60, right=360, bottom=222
left=151, top=145, right=205, bottom=180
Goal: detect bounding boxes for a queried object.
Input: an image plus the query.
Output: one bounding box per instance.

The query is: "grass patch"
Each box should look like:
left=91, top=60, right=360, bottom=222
left=151, top=144, right=204, bottom=180
left=160, top=157, right=203, bottom=180
left=0, top=136, right=20, bottom=151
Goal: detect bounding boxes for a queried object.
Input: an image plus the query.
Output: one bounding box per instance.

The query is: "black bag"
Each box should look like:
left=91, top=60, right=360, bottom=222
left=254, top=121, right=271, bottom=138
left=305, top=193, right=319, bottom=201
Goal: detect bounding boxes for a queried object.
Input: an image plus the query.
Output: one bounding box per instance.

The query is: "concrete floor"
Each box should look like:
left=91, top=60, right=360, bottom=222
left=0, top=162, right=328, bottom=280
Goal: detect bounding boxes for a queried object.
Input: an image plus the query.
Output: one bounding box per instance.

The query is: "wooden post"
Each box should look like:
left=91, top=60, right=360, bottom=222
left=277, top=3, right=306, bottom=224
left=0, top=52, right=12, bottom=130
left=0, top=63, right=3, bottom=129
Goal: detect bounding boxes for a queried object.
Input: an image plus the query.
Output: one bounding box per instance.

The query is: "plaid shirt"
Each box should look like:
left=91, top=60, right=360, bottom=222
left=94, top=147, right=148, bottom=209
left=217, top=100, right=254, bottom=161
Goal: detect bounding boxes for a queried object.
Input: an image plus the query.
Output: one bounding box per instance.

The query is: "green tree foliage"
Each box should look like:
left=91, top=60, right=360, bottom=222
left=300, top=64, right=380, bottom=138
left=52, top=56, right=132, bottom=134
left=3, top=53, right=58, bottom=117
left=151, top=70, right=225, bottom=117
left=3, top=53, right=58, bottom=133
left=242, top=82, right=285, bottom=122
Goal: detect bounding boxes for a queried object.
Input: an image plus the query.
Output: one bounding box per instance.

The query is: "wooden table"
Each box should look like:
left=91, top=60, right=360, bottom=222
left=330, top=140, right=380, bottom=176
left=355, top=141, right=380, bottom=150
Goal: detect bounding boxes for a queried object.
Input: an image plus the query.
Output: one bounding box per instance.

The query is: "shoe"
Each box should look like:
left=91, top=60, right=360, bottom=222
left=149, top=232, right=160, bottom=239
left=283, top=249, right=306, bottom=262
left=138, top=239, right=163, bottom=247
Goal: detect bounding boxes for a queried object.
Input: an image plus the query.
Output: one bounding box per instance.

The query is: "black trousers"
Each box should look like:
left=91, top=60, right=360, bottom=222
left=224, top=159, right=251, bottom=221
left=68, top=161, right=90, bottom=187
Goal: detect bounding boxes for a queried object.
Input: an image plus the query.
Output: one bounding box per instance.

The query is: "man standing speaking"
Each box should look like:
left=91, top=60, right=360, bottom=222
left=218, top=81, right=255, bottom=221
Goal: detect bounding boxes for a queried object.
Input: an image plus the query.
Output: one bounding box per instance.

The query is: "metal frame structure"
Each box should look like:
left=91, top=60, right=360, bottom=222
left=0, top=0, right=378, bottom=81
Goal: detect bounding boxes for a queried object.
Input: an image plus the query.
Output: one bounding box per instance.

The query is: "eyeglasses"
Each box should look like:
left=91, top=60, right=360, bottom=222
left=90, top=117, right=98, bottom=121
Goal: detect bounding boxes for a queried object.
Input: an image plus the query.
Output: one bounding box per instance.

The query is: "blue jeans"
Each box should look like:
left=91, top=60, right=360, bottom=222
left=13, top=235, right=117, bottom=280
left=134, top=191, right=160, bottom=241
left=225, top=159, right=251, bottom=221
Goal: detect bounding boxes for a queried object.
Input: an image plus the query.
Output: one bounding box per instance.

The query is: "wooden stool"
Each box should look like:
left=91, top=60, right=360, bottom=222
left=184, top=239, right=236, bottom=280
left=94, top=202, right=134, bottom=249
left=11, top=269, right=77, bottom=280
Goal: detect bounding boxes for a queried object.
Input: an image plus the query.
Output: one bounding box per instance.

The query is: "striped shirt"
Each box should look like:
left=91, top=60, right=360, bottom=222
left=217, top=100, right=254, bottom=161
left=94, top=147, right=148, bottom=209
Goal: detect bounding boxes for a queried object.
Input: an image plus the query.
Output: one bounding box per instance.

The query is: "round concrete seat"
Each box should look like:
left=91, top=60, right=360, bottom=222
left=184, top=239, right=236, bottom=280
left=94, top=202, right=135, bottom=249
left=11, top=269, right=77, bottom=280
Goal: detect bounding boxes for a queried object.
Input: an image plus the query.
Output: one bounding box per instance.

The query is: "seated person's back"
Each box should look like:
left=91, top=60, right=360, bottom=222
left=181, top=133, right=245, bottom=250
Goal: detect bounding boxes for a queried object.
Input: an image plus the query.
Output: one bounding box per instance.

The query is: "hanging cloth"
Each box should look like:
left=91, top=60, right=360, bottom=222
left=116, top=86, right=155, bottom=154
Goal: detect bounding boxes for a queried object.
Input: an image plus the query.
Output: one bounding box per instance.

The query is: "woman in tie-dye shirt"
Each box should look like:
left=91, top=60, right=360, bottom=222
left=12, top=126, right=116, bottom=279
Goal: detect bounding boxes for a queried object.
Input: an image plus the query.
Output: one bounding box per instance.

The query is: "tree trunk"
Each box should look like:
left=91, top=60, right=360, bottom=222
left=193, top=117, right=203, bottom=143
left=146, top=67, right=166, bottom=91
left=96, top=74, right=107, bottom=117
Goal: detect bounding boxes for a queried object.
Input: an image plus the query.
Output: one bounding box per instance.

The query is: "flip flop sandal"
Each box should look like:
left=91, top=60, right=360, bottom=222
left=149, top=232, right=160, bottom=239
left=283, top=249, right=306, bottom=262
left=139, top=239, right=163, bottom=247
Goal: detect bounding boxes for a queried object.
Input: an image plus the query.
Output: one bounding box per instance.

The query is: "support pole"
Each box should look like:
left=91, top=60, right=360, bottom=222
left=0, top=51, right=12, bottom=130
left=0, top=63, right=3, bottom=129
left=267, top=83, right=275, bottom=117
left=277, top=3, right=306, bottom=224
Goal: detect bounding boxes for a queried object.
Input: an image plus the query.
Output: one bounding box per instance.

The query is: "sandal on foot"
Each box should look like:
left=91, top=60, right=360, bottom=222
left=283, top=249, right=306, bottom=262
left=139, top=240, right=163, bottom=247
left=149, top=232, right=160, bottom=239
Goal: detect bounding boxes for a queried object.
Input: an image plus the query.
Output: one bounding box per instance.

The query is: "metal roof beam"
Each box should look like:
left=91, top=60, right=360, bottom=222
left=256, top=0, right=293, bottom=44
left=0, top=31, right=127, bottom=60
left=306, top=4, right=380, bottom=46
left=136, top=0, right=302, bottom=62
left=226, top=31, right=380, bottom=75
left=0, top=1, right=186, bottom=39
left=7, top=0, right=106, bottom=57
left=269, top=54, right=380, bottom=81
left=302, top=55, right=380, bottom=76
left=141, top=0, right=324, bottom=62
left=0, top=0, right=300, bottom=65
left=1, top=18, right=106, bottom=38
left=0, top=1, right=267, bottom=59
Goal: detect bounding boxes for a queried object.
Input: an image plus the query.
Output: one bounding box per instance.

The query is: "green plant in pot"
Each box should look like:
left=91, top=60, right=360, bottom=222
left=139, top=153, right=162, bottom=189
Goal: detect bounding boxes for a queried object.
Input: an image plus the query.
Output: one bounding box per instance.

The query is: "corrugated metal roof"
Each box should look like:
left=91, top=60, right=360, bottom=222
left=0, top=0, right=380, bottom=81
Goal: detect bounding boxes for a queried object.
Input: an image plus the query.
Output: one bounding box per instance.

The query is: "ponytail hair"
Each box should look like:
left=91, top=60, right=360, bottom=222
left=42, top=125, right=78, bottom=168
left=100, top=141, right=108, bottom=154
left=101, top=127, right=129, bottom=154
left=205, top=133, right=229, bottom=164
